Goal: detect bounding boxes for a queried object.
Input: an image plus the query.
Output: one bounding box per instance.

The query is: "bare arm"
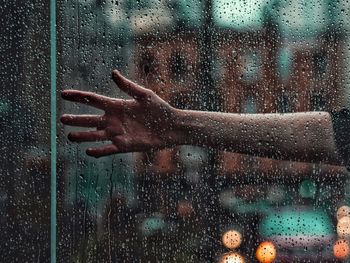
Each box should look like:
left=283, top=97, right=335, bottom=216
left=61, top=70, right=342, bottom=165
left=173, top=109, right=341, bottom=165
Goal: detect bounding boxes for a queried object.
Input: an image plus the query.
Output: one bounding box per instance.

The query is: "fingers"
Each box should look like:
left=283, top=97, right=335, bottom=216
left=86, top=144, right=119, bottom=158
left=61, top=114, right=105, bottom=128
left=112, top=70, right=150, bottom=100
left=85, top=136, right=135, bottom=158
left=68, top=130, right=107, bottom=142
left=61, top=90, right=111, bottom=110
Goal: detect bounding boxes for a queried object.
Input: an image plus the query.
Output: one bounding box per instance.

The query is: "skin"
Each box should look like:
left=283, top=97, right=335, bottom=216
left=61, top=70, right=343, bottom=166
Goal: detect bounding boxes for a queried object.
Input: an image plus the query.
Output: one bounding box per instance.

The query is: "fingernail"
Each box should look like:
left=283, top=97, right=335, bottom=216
left=112, top=69, right=120, bottom=78
left=60, top=115, right=69, bottom=123
left=61, top=91, right=69, bottom=98
left=86, top=148, right=98, bottom=158
left=60, top=115, right=66, bottom=123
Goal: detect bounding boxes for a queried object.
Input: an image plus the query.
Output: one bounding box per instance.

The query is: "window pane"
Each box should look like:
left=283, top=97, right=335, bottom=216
left=1, top=1, right=51, bottom=261
left=58, top=0, right=350, bottom=262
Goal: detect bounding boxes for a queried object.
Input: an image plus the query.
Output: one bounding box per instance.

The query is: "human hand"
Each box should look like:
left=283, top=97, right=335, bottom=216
left=61, top=70, right=181, bottom=158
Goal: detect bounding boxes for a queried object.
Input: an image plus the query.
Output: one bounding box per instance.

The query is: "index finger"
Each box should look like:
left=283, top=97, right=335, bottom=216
left=112, top=70, right=150, bottom=100
left=61, top=90, right=111, bottom=110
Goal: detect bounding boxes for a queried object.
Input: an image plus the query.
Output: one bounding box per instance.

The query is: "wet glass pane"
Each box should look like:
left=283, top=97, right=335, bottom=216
left=58, top=0, right=350, bottom=262
left=1, top=1, right=51, bottom=261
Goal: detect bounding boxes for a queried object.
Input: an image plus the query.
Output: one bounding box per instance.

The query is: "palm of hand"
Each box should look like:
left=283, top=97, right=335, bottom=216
left=61, top=70, right=176, bottom=157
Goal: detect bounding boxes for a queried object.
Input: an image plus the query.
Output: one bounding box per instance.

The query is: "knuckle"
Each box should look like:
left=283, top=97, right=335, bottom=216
left=105, top=127, right=114, bottom=137
left=112, top=99, right=124, bottom=108
left=105, top=126, right=120, bottom=137
left=105, top=126, right=121, bottom=137
left=112, top=136, right=123, bottom=145
left=146, top=89, right=154, bottom=97
left=113, top=137, right=129, bottom=150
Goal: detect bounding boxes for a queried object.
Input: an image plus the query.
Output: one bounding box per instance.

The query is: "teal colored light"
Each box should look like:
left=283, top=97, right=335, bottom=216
left=299, top=179, right=317, bottom=199
left=126, top=0, right=153, bottom=10
left=278, top=0, right=328, bottom=38
left=177, top=0, right=203, bottom=25
left=278, top=47, right=292, bottom=80
left=260, top=209, right=333, bottom=237
left=213, top=0, right=335, bottom=37
left=141, top=217, right=166, bottom=236
left=69, top=160, right=135, bottom=208
left=0, top=101, right=10, bottom=115
left=50, top=0, right=57, bottom=262
left=213, top=0, right=271, bottom=29
left=243, top=97, right=257, bottom=113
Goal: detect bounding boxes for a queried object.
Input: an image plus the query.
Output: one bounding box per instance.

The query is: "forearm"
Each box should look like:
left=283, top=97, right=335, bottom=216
left=173, top=109, right=342, bottom=165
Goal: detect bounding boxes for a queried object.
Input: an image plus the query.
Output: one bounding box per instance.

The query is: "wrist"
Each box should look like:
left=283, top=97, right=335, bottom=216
left=170, top=108, right=199, bottom=146
left=164, top=108, right=185, bottom=146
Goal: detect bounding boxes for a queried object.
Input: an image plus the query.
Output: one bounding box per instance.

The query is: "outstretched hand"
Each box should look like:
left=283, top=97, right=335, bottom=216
left=61, top=70, right=180, bottom=158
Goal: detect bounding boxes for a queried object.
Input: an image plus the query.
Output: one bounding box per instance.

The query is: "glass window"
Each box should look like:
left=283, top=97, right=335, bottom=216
left=5, top=0, right=350, bottom=262
left=1, top=1, right=51, bottom=261
left=56, top=0, right=350, bottom=261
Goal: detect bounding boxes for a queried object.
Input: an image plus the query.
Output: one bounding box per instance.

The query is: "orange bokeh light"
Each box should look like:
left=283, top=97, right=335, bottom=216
left=256, top=241, right=276, bottom=263
left=219, top=252, right=245, bottom=263
left=334, top=239, right=350, bottom=260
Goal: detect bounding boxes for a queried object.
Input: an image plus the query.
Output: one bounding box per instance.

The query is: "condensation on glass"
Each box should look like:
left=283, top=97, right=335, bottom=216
left=57, top=0, right=350, bottom=262
left=0, top=1, right=51, bottom=262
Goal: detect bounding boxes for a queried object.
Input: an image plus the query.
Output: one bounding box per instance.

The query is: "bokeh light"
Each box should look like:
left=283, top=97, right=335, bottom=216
left=219, top=252, right=245, bottom=263
left=222, top=230, right=242, bottom=250
left=333, top=239, right=350, bottom=260
left=337, top=216, right=350, bottom=238
left=337, top=206, right=350, bottom=221
left=256, top=241, right=276, bottom=263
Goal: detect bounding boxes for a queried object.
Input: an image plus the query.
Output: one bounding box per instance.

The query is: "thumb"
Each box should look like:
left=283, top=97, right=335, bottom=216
left=112, top=70, right=150, bottom=100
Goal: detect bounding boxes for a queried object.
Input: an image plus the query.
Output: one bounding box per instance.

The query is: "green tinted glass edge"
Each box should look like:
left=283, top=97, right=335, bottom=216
left=50, top=0, right=57, bottom=262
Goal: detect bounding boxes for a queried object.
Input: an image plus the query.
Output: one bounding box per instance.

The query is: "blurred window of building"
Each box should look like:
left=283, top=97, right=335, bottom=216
left=139, top=52, right=157, bottom=76
left=242, top=96, right=257, bottom=113
left=313, top=51, right=328, bottom=79
left=170, top=51, right=188, bottom=83
left=241, top=51, right=261, bottom=82
left=278, top=92, right=294, bottom=113
left=310, top=91, right=327, bottom=111
left=278, top=47, right=293, bottom=81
